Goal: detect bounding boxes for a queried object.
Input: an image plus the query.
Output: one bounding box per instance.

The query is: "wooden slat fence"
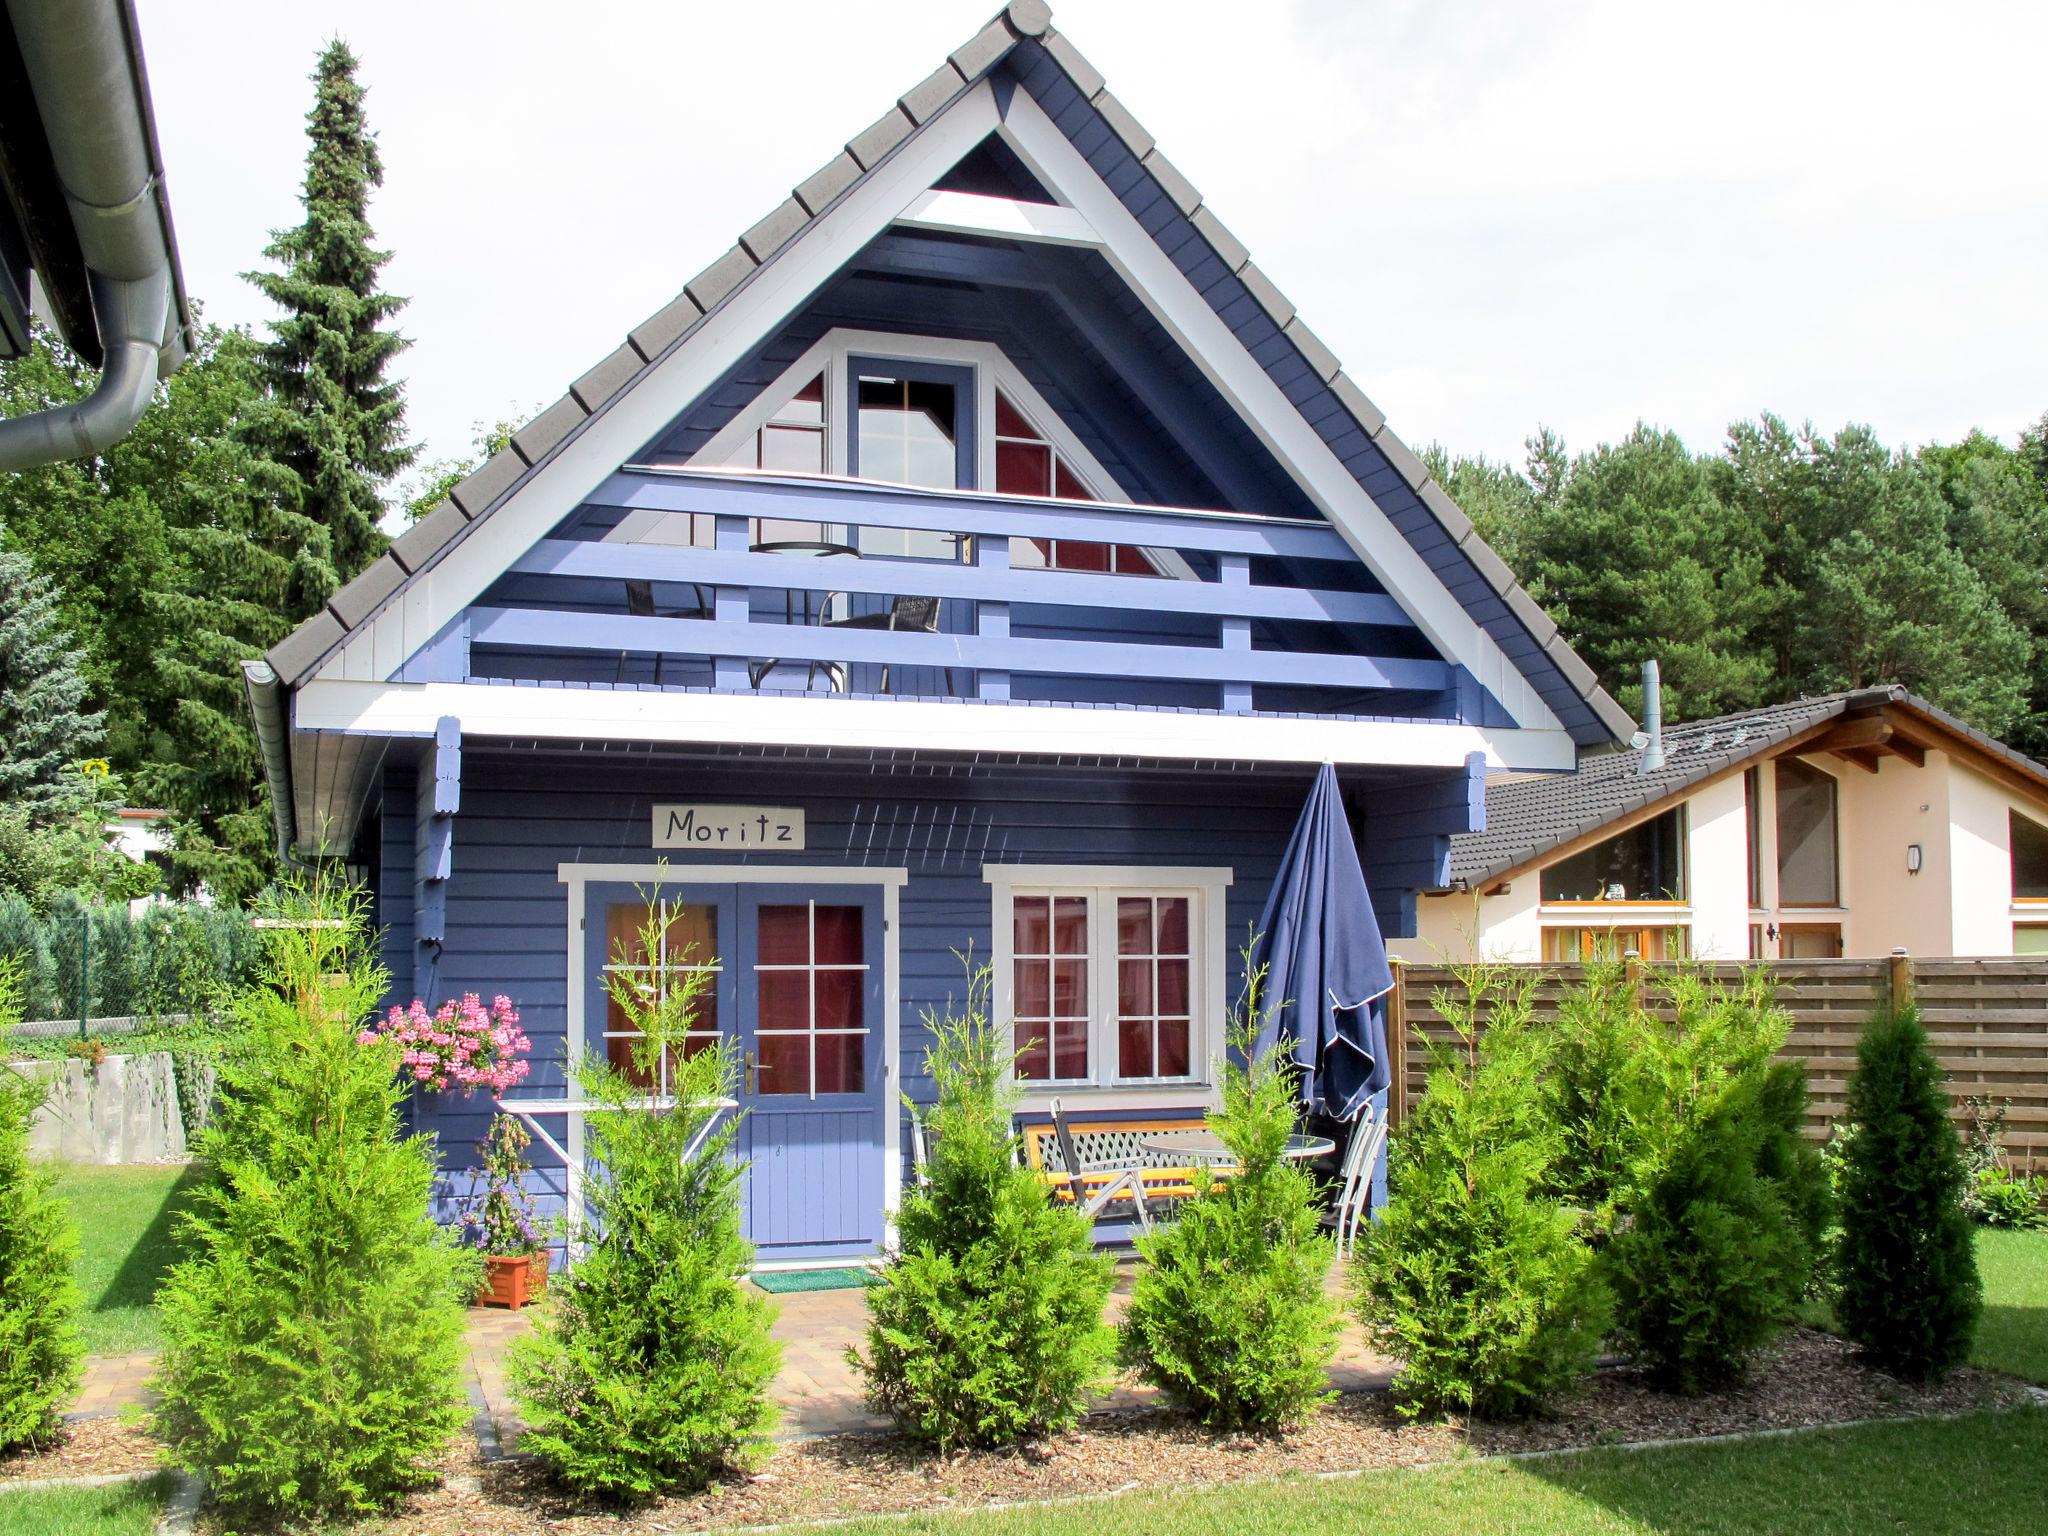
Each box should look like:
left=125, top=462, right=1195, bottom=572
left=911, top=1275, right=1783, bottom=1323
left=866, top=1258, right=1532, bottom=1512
left=1387, top=956, right=2048, bottom=1167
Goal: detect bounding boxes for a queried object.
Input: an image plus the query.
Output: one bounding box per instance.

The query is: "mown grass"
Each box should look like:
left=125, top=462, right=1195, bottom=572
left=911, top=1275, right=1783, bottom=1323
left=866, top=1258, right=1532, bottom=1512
left=1973, top=1227, right=2048, bottom=1382
left=0, top=1474, right=172, bottom=1536
left=788, top=1409, right=2048, bottom=1535
left=49, top=1161, right=206, bottom=1355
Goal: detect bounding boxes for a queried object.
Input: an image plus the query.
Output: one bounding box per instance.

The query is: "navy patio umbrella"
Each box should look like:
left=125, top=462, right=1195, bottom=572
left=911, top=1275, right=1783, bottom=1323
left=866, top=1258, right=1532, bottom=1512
left=1250, top=762, right=1395, bottom=1121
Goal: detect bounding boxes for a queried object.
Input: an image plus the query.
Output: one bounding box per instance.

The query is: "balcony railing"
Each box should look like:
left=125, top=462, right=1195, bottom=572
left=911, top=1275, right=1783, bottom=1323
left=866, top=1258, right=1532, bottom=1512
left=455, top=468, right=1452, bottom=718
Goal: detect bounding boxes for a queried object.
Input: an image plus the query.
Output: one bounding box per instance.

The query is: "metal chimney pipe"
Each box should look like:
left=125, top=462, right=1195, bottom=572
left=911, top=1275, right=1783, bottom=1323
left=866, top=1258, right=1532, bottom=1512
left=1638, top=659, right=1665, bottom=773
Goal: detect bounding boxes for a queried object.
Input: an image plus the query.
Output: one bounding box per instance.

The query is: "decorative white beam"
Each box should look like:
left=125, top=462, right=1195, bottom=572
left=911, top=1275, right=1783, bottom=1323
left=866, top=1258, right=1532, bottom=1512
left=892, top=189, right=1101, bottom=247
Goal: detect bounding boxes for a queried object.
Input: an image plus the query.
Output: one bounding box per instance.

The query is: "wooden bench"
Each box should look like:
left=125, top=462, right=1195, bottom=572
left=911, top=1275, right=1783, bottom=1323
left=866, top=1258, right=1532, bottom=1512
left=1020, top=1116, right=1229, bottom=1205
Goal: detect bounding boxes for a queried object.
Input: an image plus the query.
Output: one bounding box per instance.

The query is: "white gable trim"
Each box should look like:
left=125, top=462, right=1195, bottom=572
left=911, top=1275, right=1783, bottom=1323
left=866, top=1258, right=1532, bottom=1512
left=893, top=189, right=1100, bottom=247
left=992, top=94, right=1559, bottom=734
left=292, top=678, right=1577, bottom=774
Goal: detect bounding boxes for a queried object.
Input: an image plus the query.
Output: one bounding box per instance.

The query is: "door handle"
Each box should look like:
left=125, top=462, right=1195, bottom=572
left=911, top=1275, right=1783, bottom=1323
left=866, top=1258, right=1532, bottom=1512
left=744, top=1048, right=757, bottom=1095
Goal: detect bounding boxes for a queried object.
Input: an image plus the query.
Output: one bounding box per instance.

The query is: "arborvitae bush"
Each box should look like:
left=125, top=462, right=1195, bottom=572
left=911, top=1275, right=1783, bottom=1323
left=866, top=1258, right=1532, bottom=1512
left=1121, top=964, right=1341, bottom=1428
left=152, top=881, right=471, bottom=1521
left=1358, top=966, right=1610, bottom=1419
left=853, top=964, right=1115, bottom=1451
left=1599, top=971, right=1829, bottom=1391
left=0, top=958, right=83, bottom=1450
left=1542, top=963, right=1666, bottom=1236
left=510, top=910, right=780, bottom=1500
left=1835, top=1006, right=1980, bottom=1380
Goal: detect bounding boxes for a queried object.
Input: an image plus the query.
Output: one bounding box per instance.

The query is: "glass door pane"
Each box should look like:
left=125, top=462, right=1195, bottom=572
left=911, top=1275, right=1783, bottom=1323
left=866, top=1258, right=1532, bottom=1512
left=600, top=899, right=722, bottom=1092
left=750, top=900, right=868, bottom=1098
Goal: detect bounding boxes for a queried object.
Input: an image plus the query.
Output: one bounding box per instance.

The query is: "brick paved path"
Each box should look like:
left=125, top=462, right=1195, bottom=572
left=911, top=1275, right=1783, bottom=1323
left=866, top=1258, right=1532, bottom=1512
left=72, top=1267, right=1395, bottom=1445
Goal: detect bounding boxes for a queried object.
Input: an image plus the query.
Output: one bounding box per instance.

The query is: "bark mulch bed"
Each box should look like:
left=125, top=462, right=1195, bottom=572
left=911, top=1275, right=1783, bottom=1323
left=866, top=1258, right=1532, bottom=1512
left=0, top=1415, right=160, bottom=1484
left=288, top=1328, right=2029, bottom=1536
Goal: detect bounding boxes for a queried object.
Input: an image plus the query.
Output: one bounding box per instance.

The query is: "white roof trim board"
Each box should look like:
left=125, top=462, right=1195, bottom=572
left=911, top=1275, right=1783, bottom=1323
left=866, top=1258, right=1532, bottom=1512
left=271, top=0, right=1630, bottom=751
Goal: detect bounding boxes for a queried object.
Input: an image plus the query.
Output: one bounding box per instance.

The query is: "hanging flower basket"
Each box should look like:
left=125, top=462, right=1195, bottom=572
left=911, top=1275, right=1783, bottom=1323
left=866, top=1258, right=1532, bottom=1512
left=357, top=993, right=531, bottom=1094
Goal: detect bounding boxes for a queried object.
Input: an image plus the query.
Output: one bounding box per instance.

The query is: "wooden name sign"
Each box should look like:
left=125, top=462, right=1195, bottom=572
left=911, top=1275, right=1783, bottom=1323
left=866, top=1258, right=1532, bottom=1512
left=653, top=804, right=805, bottom=850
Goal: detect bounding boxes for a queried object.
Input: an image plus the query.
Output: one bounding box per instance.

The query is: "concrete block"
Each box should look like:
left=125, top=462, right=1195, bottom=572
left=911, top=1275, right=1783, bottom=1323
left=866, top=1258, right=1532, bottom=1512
left=899, top=62, right=967, bottom=125
left=449, top=446, right=527, bottom=518
left=571, top=343, right=644, bottom=412
left=327, top=553, right=406, bottom=629
left=794, top=151, right=862, bottom=216
left=683, top=245, right=757, bottom=312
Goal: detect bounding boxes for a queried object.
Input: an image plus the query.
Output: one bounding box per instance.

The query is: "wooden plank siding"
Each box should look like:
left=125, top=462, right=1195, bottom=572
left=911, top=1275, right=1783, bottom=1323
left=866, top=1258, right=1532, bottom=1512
left=1392, top=959, right=2048, bottom=1165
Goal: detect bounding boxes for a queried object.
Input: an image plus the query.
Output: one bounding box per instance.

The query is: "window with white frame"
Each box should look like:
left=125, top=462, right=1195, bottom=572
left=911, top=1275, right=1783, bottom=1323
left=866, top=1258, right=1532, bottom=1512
left=989, top=867, right=1229, bottom=1092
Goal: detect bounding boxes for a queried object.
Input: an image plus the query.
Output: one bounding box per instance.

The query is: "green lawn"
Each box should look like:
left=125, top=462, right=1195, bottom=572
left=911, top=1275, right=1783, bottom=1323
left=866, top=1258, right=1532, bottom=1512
left=792, top=1410, right=2048, bottom=1535
left=48, top=1162, right=205, bottom=1355
left=1974, top=1228, right=2048, bottom=1383
left=0, top=1474, right=171, bottom=1536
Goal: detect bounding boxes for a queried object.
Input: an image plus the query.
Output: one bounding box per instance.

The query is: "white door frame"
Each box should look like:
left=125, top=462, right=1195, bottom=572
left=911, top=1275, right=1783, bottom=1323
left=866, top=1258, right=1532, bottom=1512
left=556, top=861, right=909, bottom=1258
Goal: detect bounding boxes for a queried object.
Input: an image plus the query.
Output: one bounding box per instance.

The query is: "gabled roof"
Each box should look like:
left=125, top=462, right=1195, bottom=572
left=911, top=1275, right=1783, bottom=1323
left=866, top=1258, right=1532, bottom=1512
left=1448, top=685, right=2048, bottom=889
left=267, top=0, right=1631, bottom=748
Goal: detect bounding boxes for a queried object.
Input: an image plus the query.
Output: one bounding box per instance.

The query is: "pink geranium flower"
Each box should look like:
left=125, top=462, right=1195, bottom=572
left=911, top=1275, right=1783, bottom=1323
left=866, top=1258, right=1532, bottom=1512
left=359, top=992, right=532, bottom=1095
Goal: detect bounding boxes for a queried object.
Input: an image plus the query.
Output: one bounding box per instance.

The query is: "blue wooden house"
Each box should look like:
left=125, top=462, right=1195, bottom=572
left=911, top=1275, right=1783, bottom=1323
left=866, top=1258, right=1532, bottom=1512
left=243, top=1, right=1627, bottom=1267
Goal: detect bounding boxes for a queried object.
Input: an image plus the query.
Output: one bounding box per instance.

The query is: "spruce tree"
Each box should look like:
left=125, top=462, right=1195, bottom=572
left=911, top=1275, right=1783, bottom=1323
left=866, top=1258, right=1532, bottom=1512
left=153, top=879, right=470, bottom=1521
left=0, top=544, right=106, bottom=814
left=241, top=40, right=416, bottom=614
left=1835, top=1006, right=1981, bottom=1381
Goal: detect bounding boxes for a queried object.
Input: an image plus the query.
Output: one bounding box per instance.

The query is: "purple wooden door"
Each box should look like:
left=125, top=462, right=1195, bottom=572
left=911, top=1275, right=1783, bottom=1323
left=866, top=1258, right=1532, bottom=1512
left=585, top=881, right=886, bottom=1262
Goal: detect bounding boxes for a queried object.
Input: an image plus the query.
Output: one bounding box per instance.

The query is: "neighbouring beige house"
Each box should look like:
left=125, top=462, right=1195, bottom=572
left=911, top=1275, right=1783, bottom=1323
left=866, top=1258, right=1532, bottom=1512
left=1392, top=687, right=2048, bottom=965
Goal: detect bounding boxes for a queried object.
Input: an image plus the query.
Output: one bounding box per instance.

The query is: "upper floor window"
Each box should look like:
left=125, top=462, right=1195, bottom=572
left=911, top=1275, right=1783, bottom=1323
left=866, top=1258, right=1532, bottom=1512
left=1540, top=807, right=1686, bottom=903
left=719, top=374, right=825, bottom=474
left=855, top=374, right=960, bottom=490
left=1775, top=758, right=1839, bottom=907
left=1744, top=766, right=1763, bottom=907
left=2013, top=810, right=2048, bottom=900
left=994, top=389, right=1158, bottom=576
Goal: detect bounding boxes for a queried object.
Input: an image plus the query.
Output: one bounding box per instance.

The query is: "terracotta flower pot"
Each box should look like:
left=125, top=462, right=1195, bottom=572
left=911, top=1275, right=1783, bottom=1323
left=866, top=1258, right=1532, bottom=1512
left=477, top=1252, right=536, bottom=1310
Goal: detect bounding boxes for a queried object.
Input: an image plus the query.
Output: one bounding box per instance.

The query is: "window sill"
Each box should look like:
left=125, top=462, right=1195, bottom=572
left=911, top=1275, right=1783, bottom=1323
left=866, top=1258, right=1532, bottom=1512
left=1014, top=1085, right=1219, bottom=1115
left=1538, top=903, right=1690, bottom=919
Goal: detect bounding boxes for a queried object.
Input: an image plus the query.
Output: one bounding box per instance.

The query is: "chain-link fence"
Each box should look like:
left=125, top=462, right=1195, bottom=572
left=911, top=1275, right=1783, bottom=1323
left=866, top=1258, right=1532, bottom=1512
left=0, top=894, right=261, bottom=1037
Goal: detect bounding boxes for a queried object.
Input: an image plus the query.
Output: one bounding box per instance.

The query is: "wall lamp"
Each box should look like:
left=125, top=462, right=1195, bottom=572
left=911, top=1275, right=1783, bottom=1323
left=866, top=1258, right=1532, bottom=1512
left=1906, top=843, right=1924, bottom=875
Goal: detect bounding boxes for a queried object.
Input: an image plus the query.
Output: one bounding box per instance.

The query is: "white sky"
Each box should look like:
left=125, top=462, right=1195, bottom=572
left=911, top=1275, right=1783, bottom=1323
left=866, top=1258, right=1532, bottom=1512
left=138, top=0, right=2048, bottom=492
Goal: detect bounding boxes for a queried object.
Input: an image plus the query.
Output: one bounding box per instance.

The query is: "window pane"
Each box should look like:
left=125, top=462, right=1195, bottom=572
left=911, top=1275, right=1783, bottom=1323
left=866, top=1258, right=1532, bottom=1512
left=996, top=439, right=1052, bottom=497
left=813, top=969, right=862, bottom=1032
left=857, top=375, right=957, bottom=490
left=1053, top=462, right=1094, bottom=501
left=1118, top=1013, right=1154, bottom=1079
left=2013, top=812, right=2048, bottom=898
left=757, top=971, right=809, bottom=1032
left=1157, top=957, right=1189, bottom=1016
left=1053, top=958, right=1088, bottom=1018
left=760, top=423, right=823, bottom=472
left=1014, top=896, right=1049, bottom=954
left=1054, top=541, right=1110, bottom=573
left=1745, top=766, right=1763, bottom=908
left=2016, top=925, right=2048, bottom=954
left=1112, top=546, right=1154, bottom=574
left=1156, top=897, right=1188, bottom=954
left=1014, top=956, right=1051, bottom=1019
left=1117, top=897, right=1152, bottom=956
left=1156, top=1018, right=1191, bottom=1077
left=1776, top=760, right=1839, bottom=906
left=777, top=373, right=825, bottom=424
left=1051, top=1015, right=1090, bottom=1079
left=757, top=904, right=809, bottom=965
left=1053, top=897, right=1089, bottom=952
left=995, top=391, right=1038, bottom=439
left=815, top=1032, right=863, bottom=1094
left=1017, top=1030, right=1052, bottom=1081
left=1540, top=808, right=1686, bottom=902
left=1118, top=958, right=1153, bottom=1018
left=757, top=1030, right=811, bottom=1096
left=813, top=905, right=863, bottom=966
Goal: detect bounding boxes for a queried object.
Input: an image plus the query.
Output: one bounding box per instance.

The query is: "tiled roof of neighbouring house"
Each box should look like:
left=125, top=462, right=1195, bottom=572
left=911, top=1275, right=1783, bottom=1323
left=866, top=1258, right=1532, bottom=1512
left=1446, top=685, right=2048, bottom=888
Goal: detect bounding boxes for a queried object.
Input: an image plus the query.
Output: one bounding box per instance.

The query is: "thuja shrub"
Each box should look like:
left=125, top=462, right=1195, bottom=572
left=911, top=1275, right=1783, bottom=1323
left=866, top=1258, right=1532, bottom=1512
left=0, top=958, right=83, bottom=1451
left=853, top=963, right=1115, bottom=1451
left=1358, top=965, right=1610, bottom=1420
left=1121, top=964, right=1341, bottom=1429
left=510, top=908, right=780, bottom=1501
left=1835, top=1006, right=1981, bottom=1379
left=152, top=880, right=471, bottom=1522
left=1541, top=963, right=1667, bottom=1235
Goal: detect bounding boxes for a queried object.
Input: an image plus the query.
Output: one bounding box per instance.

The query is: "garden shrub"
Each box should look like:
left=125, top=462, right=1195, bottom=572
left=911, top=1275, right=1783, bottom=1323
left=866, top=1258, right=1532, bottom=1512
left=1835, top=1006, right=1981, bottom=1380
left=854, top=963, right=1115, bottom=1450
left=0, top=957, right=83, bottom=1451
left=1121, top=965, right=1340, bottom=1429
left=1599, top=970, right=1828, bottom=1391
left=510, top=908, right=780, bottom=1501
left=1542, top=962, right=1667, bottom=1236
left=1958, top=1094, right=2046, bottom=1228
left=152, top=879, right=471, bottom=1522
left=1358, top=965, right=1610, bottom=1420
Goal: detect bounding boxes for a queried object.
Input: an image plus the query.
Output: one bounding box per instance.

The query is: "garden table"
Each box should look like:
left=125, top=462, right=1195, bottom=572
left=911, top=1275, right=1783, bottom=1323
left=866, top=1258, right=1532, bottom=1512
left=1135, top=1129, right=1336, bottom=1168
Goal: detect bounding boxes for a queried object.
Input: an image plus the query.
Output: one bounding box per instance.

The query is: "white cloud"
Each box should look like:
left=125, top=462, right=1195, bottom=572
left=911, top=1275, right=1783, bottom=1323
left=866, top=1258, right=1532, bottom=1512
left=137, top=0, right=2048, bottom=480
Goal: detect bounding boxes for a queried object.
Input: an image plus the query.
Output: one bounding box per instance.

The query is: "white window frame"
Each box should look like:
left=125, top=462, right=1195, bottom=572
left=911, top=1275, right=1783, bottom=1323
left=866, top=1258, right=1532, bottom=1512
left=985, top=863, right=1232, bottom=1110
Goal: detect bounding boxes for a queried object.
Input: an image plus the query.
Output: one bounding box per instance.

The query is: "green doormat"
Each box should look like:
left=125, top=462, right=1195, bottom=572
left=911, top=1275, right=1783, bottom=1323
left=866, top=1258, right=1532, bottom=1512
left=751, top=1266, right=872, bottom=1293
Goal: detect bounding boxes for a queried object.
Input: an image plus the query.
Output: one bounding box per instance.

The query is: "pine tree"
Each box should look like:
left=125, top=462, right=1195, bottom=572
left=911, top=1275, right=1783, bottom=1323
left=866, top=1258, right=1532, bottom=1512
left=241, top=40, right=416, bottom=614
left=1835, top=1006, right=1981, bottom=1381
left=0, top=544, right=106, bottom=814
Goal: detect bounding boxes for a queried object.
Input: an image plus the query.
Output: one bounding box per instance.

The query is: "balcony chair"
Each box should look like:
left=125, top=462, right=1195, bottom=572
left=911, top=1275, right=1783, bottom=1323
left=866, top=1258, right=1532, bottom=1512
left=818, top=592, right=957, bottom=696
left=616, top=577, right=710, bottom=687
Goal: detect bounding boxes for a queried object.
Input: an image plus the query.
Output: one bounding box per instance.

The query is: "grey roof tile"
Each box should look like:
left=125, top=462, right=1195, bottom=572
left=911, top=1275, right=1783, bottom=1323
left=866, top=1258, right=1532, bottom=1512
left=1501, top=578, right=1559, bottom=649
left=447, top=448, right=525, bottom=519
left=1236, top=261, right=1293, bottom=328
left=1006, top=0, right=1053, bottom=37
left=899, top=62, right=968, bottom=125
left=511, top=394, right=588, bottom=467
left=794, top=151, right=862, bottom=216
left=266, top=607, right=345, bottom=686
left=949, top=15, right=1018, bottom=79
left=1417, top=476, right=1473, bottom=543
left=1190, top=206, right=1249, bottom=271
left=391, top=498, right=468, bottom=574
left=1141, top=149, right=1201, bottom=216
left=571, top=343, right=643, bottom=412
left=1093, top=91, right=1154, bottom=160
left=684, top=246, right=757, bottom=312
left=847, top=106, right=914, bottom=170
left=1460, top=531, right=1516, bottom=598
left=1040, top=27, right=1104, bottom=95
left=1542, top=632, right=1599, bottom=696
left=740, top=196, right=808, bottom=262
left=1330, top=371, right=1387, bottom=437
left=327, top=554, right=407, bottom=629
left=1370, top=424, right=1430, bottom=494
left=627, top=290, right=703, bottom=361
left=1283, top=317, right=1340, bottom=382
